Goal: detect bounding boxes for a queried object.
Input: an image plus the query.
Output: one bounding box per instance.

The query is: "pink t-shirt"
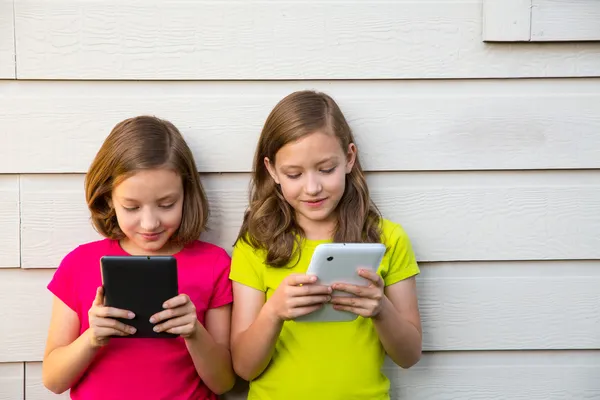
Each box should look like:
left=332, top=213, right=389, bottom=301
left=48, top=238, right=233, bottom=400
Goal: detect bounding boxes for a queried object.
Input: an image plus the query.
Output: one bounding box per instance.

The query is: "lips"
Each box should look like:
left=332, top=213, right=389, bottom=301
left=139, top=232, right=163, bottom=241
left=303, top=198, right=327, bottom=208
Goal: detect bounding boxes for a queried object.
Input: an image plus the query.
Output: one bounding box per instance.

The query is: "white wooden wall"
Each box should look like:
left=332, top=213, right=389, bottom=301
left=2, top=1, right=600, bottom=399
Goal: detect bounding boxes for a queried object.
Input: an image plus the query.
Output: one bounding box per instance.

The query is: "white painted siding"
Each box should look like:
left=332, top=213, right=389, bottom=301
left=0, top=0, right=15, bottom=79
left=14, top=1, right=600, bottom=79
left=2, top=79, right=600, bottom=173
left=3, top=0, right=600, bottom=398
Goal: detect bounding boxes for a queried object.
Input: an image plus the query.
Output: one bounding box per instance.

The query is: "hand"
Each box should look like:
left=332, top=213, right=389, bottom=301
left=265, top=274, right=332, bottom=322
left=330, top=269, right=385, bottom=318
left=150, top=294, right=199, bottom=338
left=87, top=286, right=136, bottom=348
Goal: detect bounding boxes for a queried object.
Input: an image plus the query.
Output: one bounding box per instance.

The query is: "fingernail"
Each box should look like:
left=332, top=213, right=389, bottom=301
left=327, top=296, right=331, bottom=301
left=149, top=317, right=155, bottom=323
left=162, top=303, right=168, bottom=308
left=153, top=326, right=159, bottom=332
left=130, top=328, right=136, bottom=334
left=128, top=312, right=135, bottom=319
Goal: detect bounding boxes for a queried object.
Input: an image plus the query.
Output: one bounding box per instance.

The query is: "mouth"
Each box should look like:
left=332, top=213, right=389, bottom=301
left=302, top=198, right=328, bottom=208
left=139, top=231, right=164, bottom=241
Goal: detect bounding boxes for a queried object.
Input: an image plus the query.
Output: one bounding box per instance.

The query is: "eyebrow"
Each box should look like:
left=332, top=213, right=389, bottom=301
left=119, top=194, right=179, bottom=203
left=280, top=156, right=338, bottom=169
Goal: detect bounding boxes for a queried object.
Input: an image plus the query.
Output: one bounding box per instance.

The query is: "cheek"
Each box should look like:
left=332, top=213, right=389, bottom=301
left=279, top=181, right=303, bottom=201
left=163, top=206, right=184, bottom=228
left=114, top=210, right=136, bottom=231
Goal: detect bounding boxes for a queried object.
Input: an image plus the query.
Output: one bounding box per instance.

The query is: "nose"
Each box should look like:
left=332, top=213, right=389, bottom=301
left=304, top=172, right=322, bottom=196
left=140, top=209, right=160, bottom=231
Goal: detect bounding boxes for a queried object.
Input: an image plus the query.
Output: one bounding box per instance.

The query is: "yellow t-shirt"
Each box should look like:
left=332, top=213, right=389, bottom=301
left=229, top=218, right=419, bottom=400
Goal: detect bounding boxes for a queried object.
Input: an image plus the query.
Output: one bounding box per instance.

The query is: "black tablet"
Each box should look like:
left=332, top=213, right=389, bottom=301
left=100, top=255, right=179, bottom=339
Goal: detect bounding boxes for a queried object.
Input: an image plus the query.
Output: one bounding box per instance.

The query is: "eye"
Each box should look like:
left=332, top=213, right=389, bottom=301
left=321, top=167, right=336, bottom=174
left=123, top=206, right=139, bottom=212
left=286, top=173, right=301, bottom=180
left=159, top=203, right=175, bottom=209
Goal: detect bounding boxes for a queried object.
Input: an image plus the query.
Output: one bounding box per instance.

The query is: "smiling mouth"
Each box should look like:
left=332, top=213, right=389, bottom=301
left=139, top=232, right=164, bottom=240
left=303, top=198, right=327, bottom=205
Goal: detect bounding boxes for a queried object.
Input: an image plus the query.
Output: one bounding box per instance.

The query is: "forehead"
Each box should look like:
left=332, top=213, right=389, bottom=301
left=275, top=131, right=344, bottom=167
left=113, top=168, right=183, bottom=199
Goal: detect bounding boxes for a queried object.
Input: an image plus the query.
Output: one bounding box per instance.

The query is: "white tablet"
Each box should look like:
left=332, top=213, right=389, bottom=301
left=294, top=242, right=386, bottom=323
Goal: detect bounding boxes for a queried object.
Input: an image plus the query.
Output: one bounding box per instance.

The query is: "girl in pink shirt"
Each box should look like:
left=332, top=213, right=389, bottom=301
left=42, top=116, right=235, bottom=400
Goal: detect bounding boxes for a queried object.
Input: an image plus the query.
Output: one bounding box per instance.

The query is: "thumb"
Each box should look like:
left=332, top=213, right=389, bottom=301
left=93, top=286, right=104, bottom=306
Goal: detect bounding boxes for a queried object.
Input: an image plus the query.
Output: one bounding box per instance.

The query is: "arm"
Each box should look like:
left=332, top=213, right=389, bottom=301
left=230, top=283, right=283, bottom=381
left=372, top=277, right=422, bottom=368
left=42, top=288, right=136, bottom=394
left=230, top=275, right=332, bottom=381
left=151, top=296, right=235, bottom=394
left=42, top=297, right=97, bottom=394
left=184, top=305, right=236, bottom=395
left=331, top=271, right=422, bottom=369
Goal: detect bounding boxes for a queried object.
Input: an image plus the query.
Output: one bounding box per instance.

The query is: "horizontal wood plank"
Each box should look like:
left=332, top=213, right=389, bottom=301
left=20, top=171, right=600, bottom=268
left=4, top=262, right=600, bottom=361
left=388, top=351, right=600, bottom=399
left=0, top=176, right=20, bottom=268
left=2, top=79, right=600, bottom=173
left=23, top=352, right=600, bottom=399
left=532, top=0, right=600, bottom=42
left=482, top=0, right=531, bottom=42
left=0, top=363, right=23, bottom=400
left=0, top=0, right=15, bottom=79
left=25, top=363, right=69, bottom=399
left=14, top=1, right=600, bottom=79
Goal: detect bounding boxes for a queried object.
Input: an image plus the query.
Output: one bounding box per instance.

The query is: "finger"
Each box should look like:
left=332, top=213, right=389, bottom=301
left=93, top=287, right=104, bottom=306
left=291, top=305, right=324, bottom=318
left=329, top=296, right=372, bottom=308
left=331, top=304, right=369, bottom=317
left=154, top=314, right=196, bottom=333
left=150, top=303, right=193, bottom=324
left=95, top=326, right=134, bottom=337
left=331, top=283, right=379, bottom=298
left=162, top=294, right=189, bottom=309
left=290, top=294, right=331, bottom=308
left=94, top=318, right=137, bottom=335
left=358, top=269, right=384, bottom=287
left=290, top=284, right=332, bottom=297
left=286, top=274, right=318, bottom=286
left=95, top=306, right=135, bottom=320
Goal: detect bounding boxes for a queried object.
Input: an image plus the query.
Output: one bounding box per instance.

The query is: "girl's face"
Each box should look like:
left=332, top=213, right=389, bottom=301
left=111, top=168, right=184, bottom=255
left=265, top=131, right=356, bottom=239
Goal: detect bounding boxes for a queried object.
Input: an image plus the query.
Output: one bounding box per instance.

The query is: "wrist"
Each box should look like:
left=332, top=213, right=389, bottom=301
left=184, top=319, right=205, bottom=342
left=82, top=329, right=102, bottom=351
left=262, top=299, right=284, bottom=325
left=371, top=295, right=392, bottom=322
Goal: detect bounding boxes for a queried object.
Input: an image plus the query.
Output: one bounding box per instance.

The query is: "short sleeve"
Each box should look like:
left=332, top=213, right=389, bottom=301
left=381, top=222, right=420, bottom=287
left=47, top=247, right=80, bottom=313
left=229, top=239, right=266, bottom=292
left=208, top=250, right=233, bottom=309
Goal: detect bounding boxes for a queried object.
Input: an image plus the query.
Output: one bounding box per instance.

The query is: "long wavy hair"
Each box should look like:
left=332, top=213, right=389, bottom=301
left=236, top=90, right=382, bottom=267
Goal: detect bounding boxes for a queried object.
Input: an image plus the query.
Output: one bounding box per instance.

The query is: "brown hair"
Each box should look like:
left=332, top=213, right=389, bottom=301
left=237, top=90, right=382, bottom=267
left=85, top=115, right=209, bottom=246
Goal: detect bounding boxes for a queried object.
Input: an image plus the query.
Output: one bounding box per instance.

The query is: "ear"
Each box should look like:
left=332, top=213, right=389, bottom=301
left=264, top=157, right=280, bottom=185
left=345, top=143, right=357, bottom=174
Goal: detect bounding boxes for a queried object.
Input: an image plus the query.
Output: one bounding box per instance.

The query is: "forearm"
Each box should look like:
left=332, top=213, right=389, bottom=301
left=185, top=321, right=235, bottom=395
left=42, top=329, right=99, bottom=394
left=373, top=296, right=422, bottom=368
left=231, top=303, right=283, bottom=381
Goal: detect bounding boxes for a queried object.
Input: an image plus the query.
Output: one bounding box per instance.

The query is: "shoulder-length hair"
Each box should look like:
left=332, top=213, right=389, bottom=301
left=85, top=115, right=209, bottom=246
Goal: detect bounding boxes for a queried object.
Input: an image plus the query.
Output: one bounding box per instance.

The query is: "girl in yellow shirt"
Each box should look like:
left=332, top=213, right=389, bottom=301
left=229, top=90, right=422, bottom=400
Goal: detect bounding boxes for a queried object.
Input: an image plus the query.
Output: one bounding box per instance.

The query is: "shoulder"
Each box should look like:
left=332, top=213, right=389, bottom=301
left=379, top=218, right=411, bottom=248
left=182, top=240, right=231, bottom=261
left=58, top=238, right=114, bottom=268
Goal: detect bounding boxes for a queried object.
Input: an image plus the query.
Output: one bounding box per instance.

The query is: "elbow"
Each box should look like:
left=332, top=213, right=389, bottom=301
left=397, top=346, right=422, bottom=369
left=211, top=375, right=236, bottom=396
left=232, top=360, right=255, bottom=382
left=42, top=374, right=69, bottom=395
